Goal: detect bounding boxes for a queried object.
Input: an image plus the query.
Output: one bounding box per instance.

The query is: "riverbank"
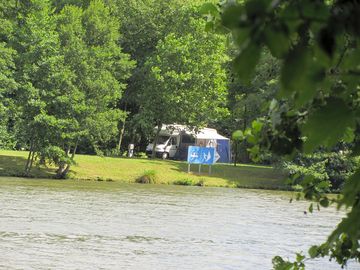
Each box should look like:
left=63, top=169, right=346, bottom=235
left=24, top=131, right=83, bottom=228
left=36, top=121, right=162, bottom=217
left=0, top=150, right=286, bottom=189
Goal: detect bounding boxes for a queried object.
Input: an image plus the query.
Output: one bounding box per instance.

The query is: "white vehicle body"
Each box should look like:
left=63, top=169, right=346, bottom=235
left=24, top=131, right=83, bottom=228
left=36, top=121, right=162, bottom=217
left=146, top=135, right=180, bottom=159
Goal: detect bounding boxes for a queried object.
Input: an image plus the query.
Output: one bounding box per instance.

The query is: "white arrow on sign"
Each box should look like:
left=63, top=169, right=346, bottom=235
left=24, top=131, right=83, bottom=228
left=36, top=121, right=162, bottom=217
left=214, top=150, right=220, bottom=163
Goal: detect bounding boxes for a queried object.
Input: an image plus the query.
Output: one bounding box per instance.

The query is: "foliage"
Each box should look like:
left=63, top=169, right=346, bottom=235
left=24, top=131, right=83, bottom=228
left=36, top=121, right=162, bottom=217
left=218, top=49, right=280, bottom=135
left=139, top=8, right=229, bottom=156
left=173, top=178, right=194, bottom=186
left=284, top=146, right=358, bottom=192
left=105, top=0, right=230, bottom=152
left=232, top=119, right=275, bottom=164
left=136, top=170, right=158, bottom=184
left=0, top=1, right=17, bottom=150
left=272, top=253, right=305, bottom=270
left=0, top=0, right=135, bottom=177
left=202, top=0, right=360, bottom=267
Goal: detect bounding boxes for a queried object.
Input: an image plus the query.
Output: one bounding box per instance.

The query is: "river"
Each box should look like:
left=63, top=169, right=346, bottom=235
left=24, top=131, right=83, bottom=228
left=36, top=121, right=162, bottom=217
left=0, top=177, right=358, bottom=269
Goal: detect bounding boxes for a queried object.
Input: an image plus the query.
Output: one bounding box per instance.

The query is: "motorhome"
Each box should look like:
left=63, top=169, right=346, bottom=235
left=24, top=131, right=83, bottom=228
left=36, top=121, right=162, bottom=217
left=146, top=124, right=231, bottom=163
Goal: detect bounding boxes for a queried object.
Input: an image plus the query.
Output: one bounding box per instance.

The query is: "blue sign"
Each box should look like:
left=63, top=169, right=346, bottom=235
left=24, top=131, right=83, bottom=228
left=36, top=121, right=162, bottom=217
left=187, top=146, right=215, bottom=165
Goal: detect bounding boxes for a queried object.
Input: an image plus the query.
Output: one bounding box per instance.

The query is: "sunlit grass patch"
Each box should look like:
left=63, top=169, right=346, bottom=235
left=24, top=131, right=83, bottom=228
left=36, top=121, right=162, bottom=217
left=0, top=150, right=287, bottom=190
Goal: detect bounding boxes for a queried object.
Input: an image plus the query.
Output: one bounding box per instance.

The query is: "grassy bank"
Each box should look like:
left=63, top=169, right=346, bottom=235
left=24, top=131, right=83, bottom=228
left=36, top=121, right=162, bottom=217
left=0, top=150, right=287, bottom=189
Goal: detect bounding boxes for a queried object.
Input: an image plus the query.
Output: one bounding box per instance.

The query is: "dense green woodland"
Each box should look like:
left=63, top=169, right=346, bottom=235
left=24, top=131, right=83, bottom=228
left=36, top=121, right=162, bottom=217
left=0, top=0, right=275, bottom=172
left=0, top=0, right=360, bottom=268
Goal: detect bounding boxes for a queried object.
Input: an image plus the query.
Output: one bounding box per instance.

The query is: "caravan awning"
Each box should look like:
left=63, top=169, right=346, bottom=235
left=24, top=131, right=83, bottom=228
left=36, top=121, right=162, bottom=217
left=194, top=128, right=229, bottom=140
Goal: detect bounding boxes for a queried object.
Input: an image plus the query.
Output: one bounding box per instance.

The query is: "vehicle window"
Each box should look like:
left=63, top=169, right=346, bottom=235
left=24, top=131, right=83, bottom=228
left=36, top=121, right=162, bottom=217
left=156, top=136, right=169, bottom=144
left=171, top=137, right=177, bottom=145
left=181, top=135, right=195, bottom=144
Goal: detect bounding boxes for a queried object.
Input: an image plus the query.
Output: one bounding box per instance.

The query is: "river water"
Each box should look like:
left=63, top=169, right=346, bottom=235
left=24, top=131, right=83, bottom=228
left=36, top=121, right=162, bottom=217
left=0, top=177, right=358, bottom=270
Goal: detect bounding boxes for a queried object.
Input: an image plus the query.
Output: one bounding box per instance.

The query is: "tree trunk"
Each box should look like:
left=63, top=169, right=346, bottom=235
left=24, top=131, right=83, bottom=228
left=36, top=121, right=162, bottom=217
left=234, top=141, right=237, bottom=167
left=25, top=144, right=33, bottom=173
left=28, top=150, right=35, bottom=173
left=151, top=122, right=162, bottom=159
left=117, top=117, right=126, bottom=153
left=57, top=142, right=78, bottom=179
left=117, top=104, right=127, bottom=153
left=243, top=104, right=247, bottom=131
left=25, top=140, right=34, bottom=175
left=56, top=145, right=70, bottom=177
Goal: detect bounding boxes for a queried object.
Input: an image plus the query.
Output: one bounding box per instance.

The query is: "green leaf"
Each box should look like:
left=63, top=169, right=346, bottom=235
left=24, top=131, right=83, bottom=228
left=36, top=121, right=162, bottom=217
left=232, top=28, right=251, bottom=46
left=308, top=245, right=319, bottom=258
left=280, top=46, right=310, bottom=96
left=199, top=3, right=218, bottom=16
left=221, top=4, right=244, bottom=29
left=316, top=181, right=330, bottom=190
left=319, top=197, right=329, bottom=208
left=205, top=21, right=215, bottom=32
left=280, top=46, right=325, bottom=107
left=296, top=253, right=305, bottom=262
left=233, top=43, right=261, bottom=83
left=251, top=120, right=263, bottom=133
left=264, top=25, right=290, bottom=58
left=309, top=203, right=313, bottom=213
left=301, top=98, right=356, bottom=153
left=340, top=169, right=360, bottom=207
left=343, top=47, right=360, bottom=69
left=294, top=63, right=325, bottom=108
left=247, top=134, right=257, bottom=144
left=302, top=0, right=330, bottom=21
left=342, top=127, right=355, bottom=143
left=232, top=130, right=244, bottom=141
left=245, top=0, right=269, bottom=18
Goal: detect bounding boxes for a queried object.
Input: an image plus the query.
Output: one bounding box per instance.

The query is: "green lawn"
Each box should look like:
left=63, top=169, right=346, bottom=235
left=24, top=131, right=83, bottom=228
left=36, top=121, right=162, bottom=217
left=0, top=150, right=287, bottom=189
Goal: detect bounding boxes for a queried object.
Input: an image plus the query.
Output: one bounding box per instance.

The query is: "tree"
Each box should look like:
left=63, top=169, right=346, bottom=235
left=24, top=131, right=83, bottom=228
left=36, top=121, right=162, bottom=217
left=8, top=0, right=134, bottom=177
left=12, top=0, right=68, bottom=175
left=0, top=0, right=17, bottom=149
left=53, top=0, right=134, bottom=176
left=106, top=0, right=209, bottom=152
left=219, top=49, right=280, bottom=163
left=202, top=0, right=360, bottom=267
left=140, top=11, right=229, bottom=157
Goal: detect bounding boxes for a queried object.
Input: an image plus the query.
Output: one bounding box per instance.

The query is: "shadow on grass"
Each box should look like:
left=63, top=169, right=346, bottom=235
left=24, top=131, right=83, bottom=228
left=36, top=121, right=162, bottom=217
left=0, top=154, right=56, bottom=178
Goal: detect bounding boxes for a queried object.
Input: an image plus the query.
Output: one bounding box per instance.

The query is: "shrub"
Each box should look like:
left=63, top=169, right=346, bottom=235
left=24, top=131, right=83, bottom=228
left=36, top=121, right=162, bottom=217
left=195, top=179, right=205, bottom=187
left=135, top=170, right=157, bottom=184
left=134, top=152, right=147, bottom=158
left=173, top=178, right=194, bottom=186
left=283, top=148, right=358, bottom=192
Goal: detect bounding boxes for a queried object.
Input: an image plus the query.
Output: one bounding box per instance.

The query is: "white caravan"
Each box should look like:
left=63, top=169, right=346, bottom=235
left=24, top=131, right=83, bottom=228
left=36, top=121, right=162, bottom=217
left=146, top=124, right=229, bottom=160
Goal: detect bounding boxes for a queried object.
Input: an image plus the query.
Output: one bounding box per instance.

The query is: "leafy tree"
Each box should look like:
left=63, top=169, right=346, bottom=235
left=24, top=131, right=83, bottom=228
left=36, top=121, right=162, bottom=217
left=12, top=0, right=68, bottom=174
left=284, top=145, right=357, bottom=193
left=53, top=0, right=134, bottom=176
left=107, top=0, right=209, bottom=152
left=8, top=0, right=134, bottom=177
left=140, top=11, right=229, bottom=157
left=220, top=49, right=280, bottom=163
left=0, top=0, right=18, bottom=149
left=202, top=0, right=360, bottom=267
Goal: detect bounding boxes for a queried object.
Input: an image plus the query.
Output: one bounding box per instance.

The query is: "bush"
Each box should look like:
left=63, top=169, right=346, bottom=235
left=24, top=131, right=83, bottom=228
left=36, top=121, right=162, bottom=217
left=134, top=152, right=147, bottom=158
left=103, top=148, right=121, bottom=157
left=195, top=179, right=205, bottom=187
left=173, top=178, right=194, bottom=186
left=283, top=148, right=358, bottom=192
left=135, top=170, right=157, bottom=184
